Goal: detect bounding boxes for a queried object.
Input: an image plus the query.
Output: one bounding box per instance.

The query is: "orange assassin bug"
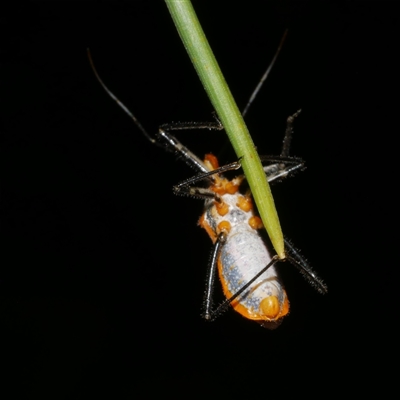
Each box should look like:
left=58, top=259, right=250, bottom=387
left=88, top=34, right=327, bottom=328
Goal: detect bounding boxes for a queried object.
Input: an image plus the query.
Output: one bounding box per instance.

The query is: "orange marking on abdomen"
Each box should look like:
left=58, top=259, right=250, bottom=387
left=249, top=216, right=263, bottom=230
left=217, top=220, right=231, bottom=234
left=215, top=201, right=229, bottom=216
left=237, top=195, right=253, bottom=212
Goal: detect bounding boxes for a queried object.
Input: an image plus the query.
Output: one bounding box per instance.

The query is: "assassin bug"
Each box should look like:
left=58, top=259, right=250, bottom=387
left=88, top=37, right=327, bottom=328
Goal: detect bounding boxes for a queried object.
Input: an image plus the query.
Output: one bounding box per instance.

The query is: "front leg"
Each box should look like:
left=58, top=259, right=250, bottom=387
left=156, top=120, right=224, bottom=174
left=261, top=155, right=305, bottom=183
left=173, top=158, right=242, bottom=200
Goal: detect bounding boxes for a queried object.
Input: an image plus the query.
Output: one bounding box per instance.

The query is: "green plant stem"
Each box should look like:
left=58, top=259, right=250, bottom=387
left=165, top=0, right=285, bottom=258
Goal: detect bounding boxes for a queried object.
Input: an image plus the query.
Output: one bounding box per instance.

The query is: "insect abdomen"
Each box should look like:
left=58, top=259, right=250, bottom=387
left=218, top=227, right=289, bottom=322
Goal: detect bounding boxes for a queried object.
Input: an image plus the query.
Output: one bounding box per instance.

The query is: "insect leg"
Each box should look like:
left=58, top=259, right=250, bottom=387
left=202, top=231, right=227, bottom=320
left=284, top=238, right=328, bottom=294
left=281, top=109, right=302, bottom=158
left=259, top=109, right=304, bottom=182
left=261, top=156, right=305, bottom=183
left=156, top=121, right=223, bottom=174
left=172, top=158, right=242, bottom=200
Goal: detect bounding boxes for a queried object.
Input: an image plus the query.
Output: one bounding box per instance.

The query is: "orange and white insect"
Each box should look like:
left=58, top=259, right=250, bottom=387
left=167, top=110, right=326, bottom=328
left=198, top=154, right=290, bottom=324
left=88, top=40, right=327, bottom=328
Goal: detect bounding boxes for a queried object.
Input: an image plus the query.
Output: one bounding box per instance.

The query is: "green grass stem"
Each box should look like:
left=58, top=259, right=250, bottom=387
left=165, top=0, right=285, bottom=258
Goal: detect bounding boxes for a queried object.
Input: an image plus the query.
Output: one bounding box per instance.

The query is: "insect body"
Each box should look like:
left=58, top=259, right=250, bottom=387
left=198, top=153, right=290, bottom=324
left=88, top=42, right=327, bottom=328
left=166, top=119, right=311, bottom=328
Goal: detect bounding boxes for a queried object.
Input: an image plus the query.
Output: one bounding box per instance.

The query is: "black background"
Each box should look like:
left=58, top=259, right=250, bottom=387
left=2, top=1, right=397, bottom=397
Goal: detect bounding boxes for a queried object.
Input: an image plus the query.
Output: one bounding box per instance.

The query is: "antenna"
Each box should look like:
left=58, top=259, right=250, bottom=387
left=87, top=49, right=156, bottom=144
left=242, top=29, right=288, bottom=118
